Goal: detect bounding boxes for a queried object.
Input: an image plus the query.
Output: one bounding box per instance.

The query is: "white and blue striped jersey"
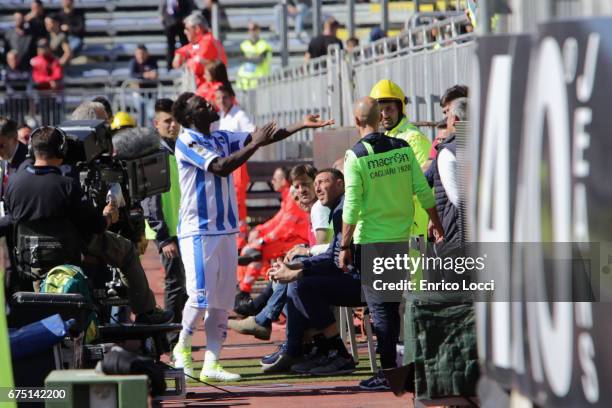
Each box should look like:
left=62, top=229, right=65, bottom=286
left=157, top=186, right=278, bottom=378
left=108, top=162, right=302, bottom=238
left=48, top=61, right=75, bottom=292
left=174, top=127, right=250, bottom=237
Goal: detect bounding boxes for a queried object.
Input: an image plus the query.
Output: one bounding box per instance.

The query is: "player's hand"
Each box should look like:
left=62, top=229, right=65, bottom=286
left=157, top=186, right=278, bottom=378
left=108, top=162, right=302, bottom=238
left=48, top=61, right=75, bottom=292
left=161, top=241, right=180, bottom=259
left=251, top=122, right=278, bottom=146
left=302, top=114, right=334, bottom=129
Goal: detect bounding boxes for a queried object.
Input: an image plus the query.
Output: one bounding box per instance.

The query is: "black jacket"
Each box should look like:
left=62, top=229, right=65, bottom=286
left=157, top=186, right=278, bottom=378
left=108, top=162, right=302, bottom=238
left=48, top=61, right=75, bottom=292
left=432, top=134, right=462, bottom=244
left=6, top=164, right=107, bottom=245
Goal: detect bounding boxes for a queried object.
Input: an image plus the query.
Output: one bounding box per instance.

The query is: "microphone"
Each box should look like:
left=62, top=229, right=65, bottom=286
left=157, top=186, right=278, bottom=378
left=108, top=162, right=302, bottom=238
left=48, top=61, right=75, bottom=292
left=112, top=127, right=160, bottom=160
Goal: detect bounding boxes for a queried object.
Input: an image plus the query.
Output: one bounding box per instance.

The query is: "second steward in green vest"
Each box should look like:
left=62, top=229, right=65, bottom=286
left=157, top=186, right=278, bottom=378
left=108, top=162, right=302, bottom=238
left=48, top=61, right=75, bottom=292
left=237, top=22, right=272, bottom=90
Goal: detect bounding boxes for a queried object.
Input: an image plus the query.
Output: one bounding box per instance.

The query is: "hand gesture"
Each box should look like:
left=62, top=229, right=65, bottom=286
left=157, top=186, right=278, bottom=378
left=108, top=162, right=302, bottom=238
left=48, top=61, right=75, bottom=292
left=268, top=262, right=303, bottom=283
left=302, top=114, right=334, bottom=129
left=251, top=122, right=278, bottom=147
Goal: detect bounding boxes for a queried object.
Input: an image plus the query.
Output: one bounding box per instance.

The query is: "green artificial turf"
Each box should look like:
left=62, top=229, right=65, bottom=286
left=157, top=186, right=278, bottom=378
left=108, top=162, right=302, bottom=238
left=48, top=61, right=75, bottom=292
left=180, top=354, right=378, bottom=386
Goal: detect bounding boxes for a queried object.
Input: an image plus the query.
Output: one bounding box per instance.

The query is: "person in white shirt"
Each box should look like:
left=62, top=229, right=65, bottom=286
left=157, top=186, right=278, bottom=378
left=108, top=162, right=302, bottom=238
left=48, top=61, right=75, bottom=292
left=214, top=84, right=254, bottom=250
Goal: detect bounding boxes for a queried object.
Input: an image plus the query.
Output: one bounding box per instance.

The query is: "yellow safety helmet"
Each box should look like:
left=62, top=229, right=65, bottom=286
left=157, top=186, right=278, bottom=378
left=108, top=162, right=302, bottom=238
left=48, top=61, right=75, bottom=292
left=111, top=111, right=136, bottom=130
left=369, top=79, right=406, bottom=114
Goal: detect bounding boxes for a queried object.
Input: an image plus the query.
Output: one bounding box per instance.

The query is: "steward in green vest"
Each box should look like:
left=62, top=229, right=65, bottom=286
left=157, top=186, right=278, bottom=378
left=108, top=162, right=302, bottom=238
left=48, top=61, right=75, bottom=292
left=370, top=79, right=432, bottom=238
left=237, top=22, right=273, bottom=90
left=142, top=99, right=187, bottom=342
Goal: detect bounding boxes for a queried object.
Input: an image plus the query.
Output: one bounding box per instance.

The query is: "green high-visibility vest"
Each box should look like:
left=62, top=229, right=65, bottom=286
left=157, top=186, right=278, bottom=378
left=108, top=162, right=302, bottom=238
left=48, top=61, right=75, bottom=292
left=385, top=117, right=433, bottom=238
left=237, top=39, right=272, bottom=90
left=161, top=154, right=181, bottom=238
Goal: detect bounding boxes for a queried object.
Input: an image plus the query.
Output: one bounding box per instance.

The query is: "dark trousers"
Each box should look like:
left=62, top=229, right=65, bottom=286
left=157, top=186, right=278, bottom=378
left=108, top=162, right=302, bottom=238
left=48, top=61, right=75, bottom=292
left=165, top=22, right=188, bottom=68
left=160, top=249, right=187, bottom=324
left=355, top=244, right=401, bottom=369
left=285, top=272, right=363, bottom=357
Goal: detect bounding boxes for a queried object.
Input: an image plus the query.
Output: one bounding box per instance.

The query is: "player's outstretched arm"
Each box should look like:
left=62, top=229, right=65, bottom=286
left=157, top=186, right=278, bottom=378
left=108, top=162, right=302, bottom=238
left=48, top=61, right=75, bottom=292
left=208, top=122, right=277, bottom=177
left=263, top=114, right=335, bottom=146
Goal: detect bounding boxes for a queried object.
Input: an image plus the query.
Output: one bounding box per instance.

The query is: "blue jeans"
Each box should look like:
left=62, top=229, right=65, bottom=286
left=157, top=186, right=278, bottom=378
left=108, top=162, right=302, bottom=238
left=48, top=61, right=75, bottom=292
left=254, top=281, right=287, bottom=328
left=68, top=35, right=83, bottom=55
left=274, top=3, right=309, bottom=35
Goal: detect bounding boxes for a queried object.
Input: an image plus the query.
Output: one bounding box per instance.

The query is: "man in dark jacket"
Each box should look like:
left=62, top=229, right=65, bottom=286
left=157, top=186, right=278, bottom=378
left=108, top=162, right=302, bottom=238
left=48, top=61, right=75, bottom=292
left=142, top=99, right=186, bottom=337
left=160, top=0, right=195, bottom=68
left=261, top=169, right=362, bottom=376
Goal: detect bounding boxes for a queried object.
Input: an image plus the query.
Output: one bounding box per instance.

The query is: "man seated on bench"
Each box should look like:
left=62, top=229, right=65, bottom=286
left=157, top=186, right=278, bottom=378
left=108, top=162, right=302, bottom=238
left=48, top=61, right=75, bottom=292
left=235, top=166, right=311, bottom=304
left=253, top=168, right=362, bottom=376
left=230, top=164, right=331, bottom=340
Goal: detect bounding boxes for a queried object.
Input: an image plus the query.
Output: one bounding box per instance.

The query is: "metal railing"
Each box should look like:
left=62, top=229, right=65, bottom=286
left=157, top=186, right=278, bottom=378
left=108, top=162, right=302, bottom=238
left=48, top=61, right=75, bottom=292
left=238, top=14, right=476, bottom=158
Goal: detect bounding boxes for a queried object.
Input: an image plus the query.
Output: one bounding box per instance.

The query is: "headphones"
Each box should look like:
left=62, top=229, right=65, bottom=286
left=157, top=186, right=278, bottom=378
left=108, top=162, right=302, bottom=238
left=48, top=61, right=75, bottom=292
left=28, top=126, right=68, bottom=159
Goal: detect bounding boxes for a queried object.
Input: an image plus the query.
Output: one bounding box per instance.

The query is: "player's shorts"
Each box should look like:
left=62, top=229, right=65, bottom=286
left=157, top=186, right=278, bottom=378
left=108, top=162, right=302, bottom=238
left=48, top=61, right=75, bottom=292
left=179, top=233, right=238, bottom=310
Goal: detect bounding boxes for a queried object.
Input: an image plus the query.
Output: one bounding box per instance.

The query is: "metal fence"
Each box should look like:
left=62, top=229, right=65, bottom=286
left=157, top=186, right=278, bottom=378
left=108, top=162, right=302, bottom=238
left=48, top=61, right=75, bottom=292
left=238, top=14, right=476, bottom=158
left=0, top=81, right=180, bottom=127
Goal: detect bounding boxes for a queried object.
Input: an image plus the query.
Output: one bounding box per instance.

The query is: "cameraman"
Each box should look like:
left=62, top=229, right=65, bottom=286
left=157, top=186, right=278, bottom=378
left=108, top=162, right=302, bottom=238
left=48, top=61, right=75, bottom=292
left=5, top=126, right=173, bottom=324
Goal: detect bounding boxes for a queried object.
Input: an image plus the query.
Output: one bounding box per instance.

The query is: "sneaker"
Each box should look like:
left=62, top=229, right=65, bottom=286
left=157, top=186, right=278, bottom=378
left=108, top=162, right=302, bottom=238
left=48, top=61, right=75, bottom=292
left=234, top=297, right=256, bottom=316
left=234, top=291, right=253, bottom=310
left=172, top=343, right=194, bottom=378
left=200, top=362, right=241, bottom=382
left=135, top=307, right=174, bottom=325
left=261, top=342, right=287, bottom=365
left=290, top=346, right=328, bottom=374
left=261, top=352, right=302, bottom=373
left=359, top=371, right=391, bottom=391
left=310, top=350, right=357, bottom=376
left=228, top=316, right=271, bottom=340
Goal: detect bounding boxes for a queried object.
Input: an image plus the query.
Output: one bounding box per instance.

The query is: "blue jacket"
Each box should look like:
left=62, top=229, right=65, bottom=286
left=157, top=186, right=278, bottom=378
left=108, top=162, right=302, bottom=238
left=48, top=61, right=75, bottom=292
left=301, top=195, right=345, bottom=276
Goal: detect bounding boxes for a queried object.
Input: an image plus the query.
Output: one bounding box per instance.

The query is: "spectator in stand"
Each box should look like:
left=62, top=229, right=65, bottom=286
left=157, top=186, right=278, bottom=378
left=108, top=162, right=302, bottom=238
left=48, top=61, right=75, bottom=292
left=272, top=0, right=311, bottom=43
left=201, top=0, right=229, bottom=42
left=215, top=84, right=254, bottom=250
left=338, top=97, right=444, bottom=390
left=17, top=123, right=33, bottom=146
left=198, top=60, right=231, bottom=106
left=30, top=38, right=63, bottom=91
left=305, top=17, right=343, bottom=62
left=5, top=12, right=36, bottom=71
left=44, top=14, right=72, bottom=67
left=57, top=0, right=85, bottom=55
left=129, top=44, right=159, bottom=81
left=160, top=0, right=195, bottom=69
left=172, top=12, right=227, bottom=91
left=2, top=50, right=31, bottom=93
left=24, top=0, right=47, bottom=41
left=346, top=37, right=359, bottom=54
left=236, top=22, right=273, bottom=90
left=369, top=26, right=386, bottom=43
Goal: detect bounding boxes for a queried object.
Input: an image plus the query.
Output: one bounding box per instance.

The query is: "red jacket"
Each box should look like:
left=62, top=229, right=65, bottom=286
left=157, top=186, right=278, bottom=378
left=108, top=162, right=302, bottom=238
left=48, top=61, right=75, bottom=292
left=31, top=54, right=63, bottom=89
left=256, top=185, right=309, bottom=244
left=176, top=31, right=228, bottom=89
left=232, top=163, right=250, bottom=223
